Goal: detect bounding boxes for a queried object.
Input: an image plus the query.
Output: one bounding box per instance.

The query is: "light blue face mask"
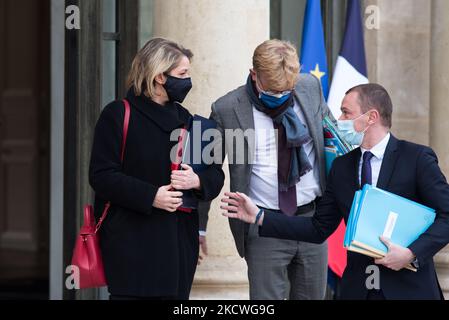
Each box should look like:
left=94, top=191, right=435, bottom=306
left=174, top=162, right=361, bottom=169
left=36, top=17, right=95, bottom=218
left=337, top=112, right=371, bottom=146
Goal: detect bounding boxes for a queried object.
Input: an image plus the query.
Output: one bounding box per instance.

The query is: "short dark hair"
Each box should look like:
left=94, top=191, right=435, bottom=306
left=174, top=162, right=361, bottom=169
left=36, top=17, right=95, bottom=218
left=345, top=83, right=393, bottom=128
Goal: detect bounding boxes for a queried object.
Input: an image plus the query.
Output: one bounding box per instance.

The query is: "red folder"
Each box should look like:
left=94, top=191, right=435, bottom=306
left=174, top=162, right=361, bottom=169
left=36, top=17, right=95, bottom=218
left=170, top=126, right=192, bottom=213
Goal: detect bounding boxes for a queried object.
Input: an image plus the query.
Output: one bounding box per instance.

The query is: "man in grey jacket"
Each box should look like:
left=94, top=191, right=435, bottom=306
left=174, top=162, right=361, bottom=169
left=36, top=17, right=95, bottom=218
left=199, top=39, right=334, bottom=300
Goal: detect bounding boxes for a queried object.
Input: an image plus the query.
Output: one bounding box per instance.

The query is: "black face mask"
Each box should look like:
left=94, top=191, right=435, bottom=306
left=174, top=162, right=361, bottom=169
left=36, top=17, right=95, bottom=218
left=163, top=74, right=192, bottom=103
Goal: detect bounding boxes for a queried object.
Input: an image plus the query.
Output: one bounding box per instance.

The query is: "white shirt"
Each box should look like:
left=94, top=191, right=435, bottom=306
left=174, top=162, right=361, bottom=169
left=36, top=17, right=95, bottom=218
left=248, top=100, right=322, bottom=209
left=358, top=133, right=391, bottom=187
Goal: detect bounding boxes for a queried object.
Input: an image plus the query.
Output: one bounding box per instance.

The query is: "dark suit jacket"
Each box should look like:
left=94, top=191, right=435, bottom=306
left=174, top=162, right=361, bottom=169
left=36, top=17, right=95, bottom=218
left=260, top=134, right=449, bottom=299
left=89, top=89, right=224, bottom=298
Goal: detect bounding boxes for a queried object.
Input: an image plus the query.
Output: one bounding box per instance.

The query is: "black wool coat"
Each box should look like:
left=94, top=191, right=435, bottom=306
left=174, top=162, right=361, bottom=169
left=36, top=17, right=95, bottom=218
left=89, top=89, right=224, bottom=298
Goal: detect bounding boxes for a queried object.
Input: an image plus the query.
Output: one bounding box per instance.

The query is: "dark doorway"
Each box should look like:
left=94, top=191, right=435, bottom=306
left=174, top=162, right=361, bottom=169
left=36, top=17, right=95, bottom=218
left=0, top=0, right=50, bottom=299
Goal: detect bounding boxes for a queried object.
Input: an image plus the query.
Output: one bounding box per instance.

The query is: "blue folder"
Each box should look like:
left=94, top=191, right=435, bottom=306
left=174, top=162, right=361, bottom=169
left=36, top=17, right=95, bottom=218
left=324, top=147, right=338, bottom=175
left=323, top=116, right=353, bottom=175
left=183, top=114, right=218, bottom=172
left=178, top=114, right=218, bottom=209
left=344, top=185, right=436, bottom=271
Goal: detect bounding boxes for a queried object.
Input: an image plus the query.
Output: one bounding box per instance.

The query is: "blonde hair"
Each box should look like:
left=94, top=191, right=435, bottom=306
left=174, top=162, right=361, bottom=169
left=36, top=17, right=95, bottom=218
left=252, top=39, right=300, bottom=91
left=127, top=37, right=193, bottom=98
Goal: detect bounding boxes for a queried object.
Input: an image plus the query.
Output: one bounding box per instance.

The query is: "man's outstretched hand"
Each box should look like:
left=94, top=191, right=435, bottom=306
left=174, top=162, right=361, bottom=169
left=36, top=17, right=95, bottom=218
left=221, top=192, right=260, bottom=224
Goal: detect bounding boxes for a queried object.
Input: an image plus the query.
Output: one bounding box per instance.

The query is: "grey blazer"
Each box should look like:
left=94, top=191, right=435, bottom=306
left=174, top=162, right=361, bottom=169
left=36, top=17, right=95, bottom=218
left=198, top=73, right=335, bottom=258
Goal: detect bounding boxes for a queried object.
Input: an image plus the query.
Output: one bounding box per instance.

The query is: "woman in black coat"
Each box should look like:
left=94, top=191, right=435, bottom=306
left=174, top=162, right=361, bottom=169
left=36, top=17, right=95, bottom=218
left=89, top=38, right=224, bottom=300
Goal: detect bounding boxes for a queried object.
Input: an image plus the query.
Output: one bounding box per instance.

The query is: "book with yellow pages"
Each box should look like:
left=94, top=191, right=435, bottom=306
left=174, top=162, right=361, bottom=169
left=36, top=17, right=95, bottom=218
left=344, top=185, right=436, bottom=272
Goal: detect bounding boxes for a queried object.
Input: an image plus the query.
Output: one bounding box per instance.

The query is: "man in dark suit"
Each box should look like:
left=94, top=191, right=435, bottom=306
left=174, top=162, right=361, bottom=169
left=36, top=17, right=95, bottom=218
left=222, top=83, right=449, bottom=300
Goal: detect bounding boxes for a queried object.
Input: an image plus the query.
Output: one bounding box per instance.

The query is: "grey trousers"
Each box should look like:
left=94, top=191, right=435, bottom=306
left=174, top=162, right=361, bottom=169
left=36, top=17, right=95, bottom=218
left=244, top=209, right=328, bottom=300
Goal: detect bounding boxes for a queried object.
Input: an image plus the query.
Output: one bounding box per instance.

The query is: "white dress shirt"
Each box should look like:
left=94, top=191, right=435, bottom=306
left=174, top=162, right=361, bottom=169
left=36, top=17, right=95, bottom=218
left=358, top=132, right=391, bottom=187
left=248, top=99, right=322, bottom=209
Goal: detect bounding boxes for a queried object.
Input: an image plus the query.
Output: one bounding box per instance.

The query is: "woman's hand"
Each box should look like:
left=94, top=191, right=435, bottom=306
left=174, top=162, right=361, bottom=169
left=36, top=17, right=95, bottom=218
left=171, top=164, right=201, bottom=190
left=152, top=184, right=183, bottom=212
left=221, top=192, right=260, bottom=224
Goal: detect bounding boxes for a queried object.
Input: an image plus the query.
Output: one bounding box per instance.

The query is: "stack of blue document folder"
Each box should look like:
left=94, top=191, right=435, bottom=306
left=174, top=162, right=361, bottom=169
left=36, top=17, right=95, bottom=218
left=344, top=185, right=436, bottom=271
left=323, top=116, right=353, bottom=175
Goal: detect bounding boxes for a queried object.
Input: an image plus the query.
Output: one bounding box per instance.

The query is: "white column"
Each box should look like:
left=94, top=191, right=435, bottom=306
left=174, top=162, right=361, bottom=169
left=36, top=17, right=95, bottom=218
left=150, top=0, right=270, bottom=299
left=49, top=0, right=65, bottom=300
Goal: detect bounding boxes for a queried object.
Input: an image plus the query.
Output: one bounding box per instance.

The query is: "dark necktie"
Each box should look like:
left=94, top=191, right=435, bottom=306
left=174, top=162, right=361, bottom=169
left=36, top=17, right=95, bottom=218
left=279, top=185, right=297, bottom=216
left=361, top=151, right=374, bottom=188
left=277, top=122, right=297, bottom=216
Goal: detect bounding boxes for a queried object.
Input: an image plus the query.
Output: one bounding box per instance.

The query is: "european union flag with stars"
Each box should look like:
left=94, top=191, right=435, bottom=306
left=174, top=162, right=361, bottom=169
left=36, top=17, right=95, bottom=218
left=300, top=0, right=329, bottom=99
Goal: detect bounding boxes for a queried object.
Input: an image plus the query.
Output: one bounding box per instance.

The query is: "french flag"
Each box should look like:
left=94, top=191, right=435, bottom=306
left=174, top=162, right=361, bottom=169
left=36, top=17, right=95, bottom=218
left=327, top=0, right=369, bottom=119
left=327, top=0, right=369, bottom=278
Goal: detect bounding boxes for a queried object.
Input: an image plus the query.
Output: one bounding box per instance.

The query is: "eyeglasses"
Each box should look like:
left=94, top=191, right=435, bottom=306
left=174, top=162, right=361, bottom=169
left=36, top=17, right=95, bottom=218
left=260, top=89, right=292, bottom=98
left=256, top=78, right=292, bottom=97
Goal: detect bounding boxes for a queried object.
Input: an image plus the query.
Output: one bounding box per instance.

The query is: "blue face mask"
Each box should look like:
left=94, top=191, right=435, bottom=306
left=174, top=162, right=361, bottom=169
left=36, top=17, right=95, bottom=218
left=337, top=112, right=371, bottom=146
left=255, top=77, right=292, bottom=109
left=259, top=91, right=291, bottom=109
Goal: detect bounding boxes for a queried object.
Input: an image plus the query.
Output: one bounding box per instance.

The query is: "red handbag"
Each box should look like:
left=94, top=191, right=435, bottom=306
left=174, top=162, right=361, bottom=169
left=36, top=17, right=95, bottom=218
left=71, top=99, right=130, bottom=289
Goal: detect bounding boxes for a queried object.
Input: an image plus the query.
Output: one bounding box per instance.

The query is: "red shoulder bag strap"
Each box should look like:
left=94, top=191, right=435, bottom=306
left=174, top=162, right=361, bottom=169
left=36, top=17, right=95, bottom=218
left=95, top=99, right=131, bottom=233
left=120, top=99, right=131, bottom=162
